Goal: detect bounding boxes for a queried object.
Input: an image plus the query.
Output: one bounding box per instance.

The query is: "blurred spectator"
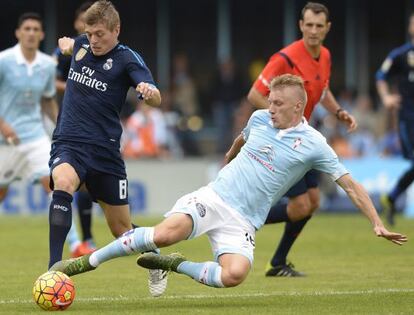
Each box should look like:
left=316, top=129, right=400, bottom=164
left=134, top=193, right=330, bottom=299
left=159, top=90, right=184, bottom=158
left=171, top=53, right=201, bottom=155
left=378, top=108, right=402, bottom=156
left=336, top=88, right=356, bottom=113
left=351, top=94, right=385, bottom=138
left=210, top=58, right=246, bottom=153
left=329, top=132, right=355, bottom=158
left=348, top=94, right=383, bottom=156
left=123, top=101, right=169, bottom=159
left=172, top=53, right=199, bottom=117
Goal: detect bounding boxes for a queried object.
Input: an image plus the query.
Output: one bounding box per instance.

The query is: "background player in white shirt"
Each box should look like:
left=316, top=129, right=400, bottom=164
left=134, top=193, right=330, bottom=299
left=0, top=13, right=58, bottom=203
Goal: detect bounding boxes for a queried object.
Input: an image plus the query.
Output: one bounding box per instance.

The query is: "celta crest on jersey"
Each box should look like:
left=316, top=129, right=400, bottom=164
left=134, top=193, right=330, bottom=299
left=103, top=58, right=113, bottom=70
left=293, top=137, right=302, bottom=149
left=67, top=66, right=108, bottom=91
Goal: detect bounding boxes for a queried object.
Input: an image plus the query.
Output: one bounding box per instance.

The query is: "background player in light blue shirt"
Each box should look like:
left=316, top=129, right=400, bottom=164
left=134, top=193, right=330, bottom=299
left=0, top=13, right=58, bottom=202
left=51, top=74, right=407, bottom=293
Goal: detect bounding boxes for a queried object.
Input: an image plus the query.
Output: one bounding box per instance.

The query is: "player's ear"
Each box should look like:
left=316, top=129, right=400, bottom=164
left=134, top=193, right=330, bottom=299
left=39, top=30, right=45, bottom=41
left=299, top=19, right=304, bottom=33
left=326, top=21, right=331, bottom=33
left=15, top=28, right=20, bottom=41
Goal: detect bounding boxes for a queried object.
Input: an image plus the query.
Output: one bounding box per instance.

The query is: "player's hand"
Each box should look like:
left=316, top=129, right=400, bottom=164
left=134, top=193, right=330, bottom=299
left=337, top=110, right=358, bottom=133
left=0, top=122, right=19, bottom=145
left=374, top=225, right=408, bottom=245
left=58, top=37, right=75, bottom=56
left=136, top=82, right=156, bottom=101
left=382, top=94, right=401, bottom=109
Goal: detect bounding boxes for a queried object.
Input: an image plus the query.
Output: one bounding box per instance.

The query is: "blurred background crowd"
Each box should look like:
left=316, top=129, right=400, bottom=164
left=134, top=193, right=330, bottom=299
left=0, top=0, right=411, bottom=160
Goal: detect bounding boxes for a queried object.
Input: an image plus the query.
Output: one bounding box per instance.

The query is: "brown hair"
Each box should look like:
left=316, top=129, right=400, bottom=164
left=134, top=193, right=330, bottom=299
left=17, top=12, right=42, bottom=28
left=270, top=74, right=307, bottom=105
left=84, top=0, right=120, bottom=31
left=301, top=2, right=330, bottom=22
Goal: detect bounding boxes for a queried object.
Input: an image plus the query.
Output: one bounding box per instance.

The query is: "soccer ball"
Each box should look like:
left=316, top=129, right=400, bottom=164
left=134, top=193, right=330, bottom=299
left=33, top=271, right=76, bottom=311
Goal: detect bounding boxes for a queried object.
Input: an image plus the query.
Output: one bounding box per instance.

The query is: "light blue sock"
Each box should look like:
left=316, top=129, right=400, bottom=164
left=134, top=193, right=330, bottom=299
left=89, top=227, right=157, bottom=267
left=66, top=217, right=81, bottom=252
left=177, top=261, right=224, bottom=288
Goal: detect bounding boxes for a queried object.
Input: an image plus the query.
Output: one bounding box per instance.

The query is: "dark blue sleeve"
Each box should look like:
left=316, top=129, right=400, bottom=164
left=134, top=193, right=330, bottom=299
left=73, top=34, right=88, bottom=54
left=56, top=49, right=72, bottom=80
left=124, top=49, right=156, bottom=88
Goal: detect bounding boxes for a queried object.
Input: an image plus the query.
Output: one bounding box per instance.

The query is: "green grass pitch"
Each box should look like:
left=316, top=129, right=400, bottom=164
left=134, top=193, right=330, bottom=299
left=0, top=214, right=413, bottom=314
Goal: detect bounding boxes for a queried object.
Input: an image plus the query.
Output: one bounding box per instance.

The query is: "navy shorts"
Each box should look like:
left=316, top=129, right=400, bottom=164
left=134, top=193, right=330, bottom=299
left=399, top=119, right=414, bottom=160
left=284, top=169, right=320, bottom=198
left=49, top=141, right=128, bottom=205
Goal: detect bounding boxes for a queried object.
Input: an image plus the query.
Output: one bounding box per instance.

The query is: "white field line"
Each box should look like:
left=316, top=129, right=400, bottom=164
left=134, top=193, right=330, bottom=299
left=2, top=288, right=414, bottom=305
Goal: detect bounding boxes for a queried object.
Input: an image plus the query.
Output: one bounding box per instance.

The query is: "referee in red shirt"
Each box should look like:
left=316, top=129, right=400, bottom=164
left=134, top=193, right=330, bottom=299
left=248, top=2, right=357, bottom=277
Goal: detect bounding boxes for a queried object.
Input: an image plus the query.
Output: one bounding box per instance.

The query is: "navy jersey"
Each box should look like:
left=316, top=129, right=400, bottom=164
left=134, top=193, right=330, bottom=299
left=376, top=42, right=414, bottom=119
left=53, top=35, right=155, bottom=149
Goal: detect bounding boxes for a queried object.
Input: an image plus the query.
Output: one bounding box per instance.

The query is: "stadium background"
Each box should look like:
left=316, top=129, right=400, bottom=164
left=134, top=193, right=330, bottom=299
left=0, top=0, right=414, bottom=217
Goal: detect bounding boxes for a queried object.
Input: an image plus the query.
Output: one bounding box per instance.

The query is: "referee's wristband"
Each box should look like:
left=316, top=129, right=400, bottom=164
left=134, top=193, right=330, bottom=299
left=335, top=108, right=344, bottom=119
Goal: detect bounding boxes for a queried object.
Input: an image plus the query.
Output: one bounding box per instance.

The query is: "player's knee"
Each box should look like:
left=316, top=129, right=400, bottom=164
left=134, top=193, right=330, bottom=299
left=221, top=266, right=248, bottom=287
left=52, top=176, right=77, bottom=194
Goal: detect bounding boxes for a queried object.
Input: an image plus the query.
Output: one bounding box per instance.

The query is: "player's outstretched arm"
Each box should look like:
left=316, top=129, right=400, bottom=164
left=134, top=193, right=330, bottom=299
left=136, top=82, right=161, bottom=107
left=335, top=174, right=407, bottom=245
left=58, top=37, right=75, bottom=56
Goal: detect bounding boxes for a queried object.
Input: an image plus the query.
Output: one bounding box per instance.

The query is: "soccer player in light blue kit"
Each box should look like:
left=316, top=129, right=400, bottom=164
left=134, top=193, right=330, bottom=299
left=0, top=12, right=84, bottom=259
left=0, top=13, right=58, bottom=201
left=51, top=74, right=407, bottom=291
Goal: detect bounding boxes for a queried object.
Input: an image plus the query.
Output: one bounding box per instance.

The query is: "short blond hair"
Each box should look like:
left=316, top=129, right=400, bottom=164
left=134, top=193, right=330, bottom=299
left=270, top=74, right=307, bottom=105
left=85, top=0, right=120, bottom=31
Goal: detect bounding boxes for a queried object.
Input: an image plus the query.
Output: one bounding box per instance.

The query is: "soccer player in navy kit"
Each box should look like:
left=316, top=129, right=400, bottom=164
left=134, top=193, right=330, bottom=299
left=54, top=1, right=97, bottom=258
left=48, top=0, right=165, bottom=296
left=376, top=12, right=414, bottom=225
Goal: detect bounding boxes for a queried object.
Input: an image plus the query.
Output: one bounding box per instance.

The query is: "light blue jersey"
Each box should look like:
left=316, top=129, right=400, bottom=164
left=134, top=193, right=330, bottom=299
left=210, top=109, right=348, bottom=229
left=0, top=44, right=56, bottom=144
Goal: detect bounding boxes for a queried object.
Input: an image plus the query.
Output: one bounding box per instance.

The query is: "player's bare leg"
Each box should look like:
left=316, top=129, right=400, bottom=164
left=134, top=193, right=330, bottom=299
left=137, top=252, right=250, bottom=288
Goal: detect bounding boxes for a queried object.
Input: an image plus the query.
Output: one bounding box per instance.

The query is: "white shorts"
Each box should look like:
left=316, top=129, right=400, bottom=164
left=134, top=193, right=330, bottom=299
left=164, top=185, right=256, bottom=265
left=0, top=136, right=51, bottom=186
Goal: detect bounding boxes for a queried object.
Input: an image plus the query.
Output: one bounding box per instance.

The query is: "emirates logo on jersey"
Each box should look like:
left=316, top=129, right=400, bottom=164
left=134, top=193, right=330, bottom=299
left=68, top=66, right=108, bottom=92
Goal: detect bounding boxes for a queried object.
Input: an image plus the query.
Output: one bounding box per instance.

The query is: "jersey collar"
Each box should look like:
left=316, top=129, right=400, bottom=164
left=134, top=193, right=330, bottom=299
left=275, top=117, right=308, bottom=139
left=14, top=44, right=41, bottom=67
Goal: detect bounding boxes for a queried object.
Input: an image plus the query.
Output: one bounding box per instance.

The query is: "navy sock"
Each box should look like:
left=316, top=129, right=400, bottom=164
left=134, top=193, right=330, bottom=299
left=48, top=190, right=73, bottom=269
left=389, top=166, right=414, bottom=202
left=271, top=216, right=311, bottom=266
left=265, top=201, right=289, bottom=224
left=76, top=191, right=93, bottom=241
